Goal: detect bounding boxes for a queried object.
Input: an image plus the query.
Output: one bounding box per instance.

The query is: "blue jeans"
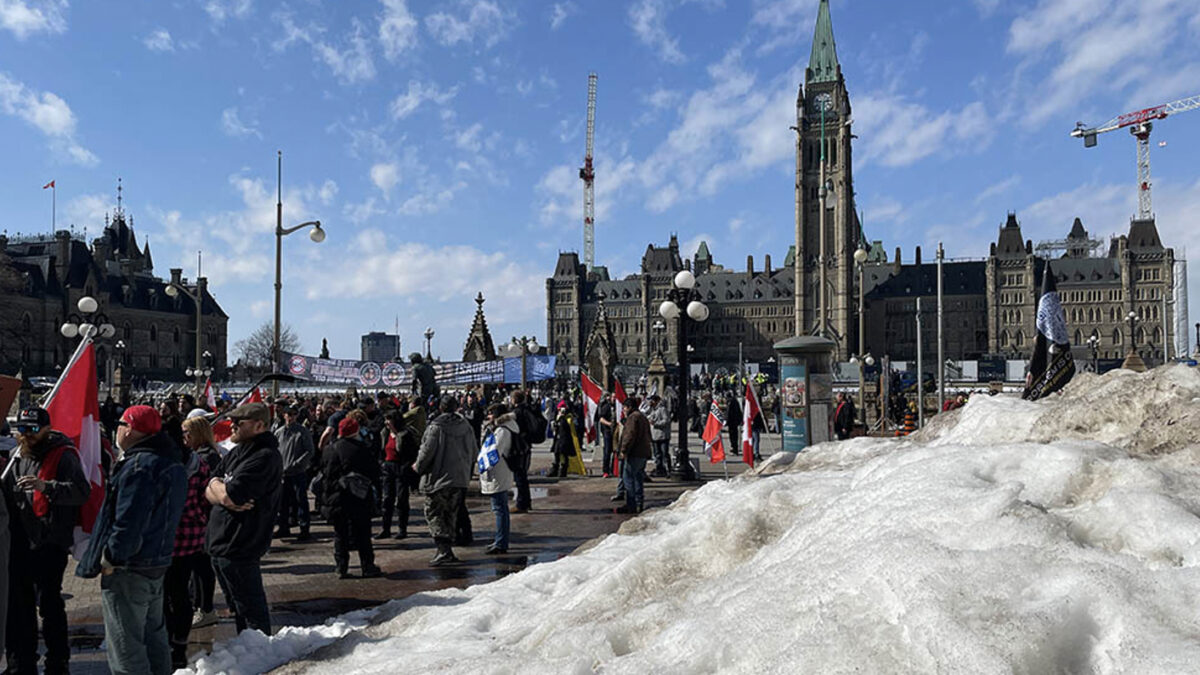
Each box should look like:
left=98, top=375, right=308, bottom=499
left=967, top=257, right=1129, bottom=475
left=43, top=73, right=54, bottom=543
left=752, top=429, right=761, bottom=457
left=101, top=569, right=171, bottom=675
left=622, top=457, right=647, bottom=511
left=651, top=440, right=669, bottom=474
left=489, top=492, right=510, bottom=550
left=211, top=556, right=271, bottom=634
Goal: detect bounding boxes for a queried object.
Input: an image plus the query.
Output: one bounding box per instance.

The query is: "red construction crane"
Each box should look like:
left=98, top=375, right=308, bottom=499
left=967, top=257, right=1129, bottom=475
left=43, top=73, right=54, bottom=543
left=580, top=73, right=597, bottom=271
left=1071, top=94, right=1200, bottom=219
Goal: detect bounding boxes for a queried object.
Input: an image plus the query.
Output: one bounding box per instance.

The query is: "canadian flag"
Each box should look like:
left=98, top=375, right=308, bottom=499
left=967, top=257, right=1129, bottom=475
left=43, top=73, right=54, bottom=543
left=42, top=180, right=55, bottom=189
left=42, top=338, right=105, bottom=559
left=212, top=386, right=263, bottom=443
left=580, top=371, right=603, bottom=444
left=613, top=377, right=628, bottom=424
left=742, top=380, right=762, bottom=468
left=203, top=378, right=218, bottom=412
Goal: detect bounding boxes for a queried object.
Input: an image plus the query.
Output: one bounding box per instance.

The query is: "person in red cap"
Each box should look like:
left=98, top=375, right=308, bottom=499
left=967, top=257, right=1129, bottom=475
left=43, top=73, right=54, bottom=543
left=3, top=407, right=91, bottom=675
left=320, top=416, right=382, bottom=579
left=77, top=404, right=187, bottom=675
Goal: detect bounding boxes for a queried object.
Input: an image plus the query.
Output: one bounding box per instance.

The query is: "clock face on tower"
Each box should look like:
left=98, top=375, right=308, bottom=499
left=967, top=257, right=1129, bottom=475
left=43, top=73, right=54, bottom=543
left=811, top=92, right=833, bottom=114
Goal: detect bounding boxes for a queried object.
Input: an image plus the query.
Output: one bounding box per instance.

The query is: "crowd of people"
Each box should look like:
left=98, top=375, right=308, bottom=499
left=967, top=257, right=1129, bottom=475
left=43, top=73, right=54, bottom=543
left=0, top=367, right=790, bottom=674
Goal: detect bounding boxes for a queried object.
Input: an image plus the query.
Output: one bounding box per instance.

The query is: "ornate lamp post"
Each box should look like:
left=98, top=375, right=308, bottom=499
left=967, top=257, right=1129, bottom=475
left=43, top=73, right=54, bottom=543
left=505, top=336, right=539, bottom=391
left=658, top=270, right=709, bottom=481
left=60, top=296, right=116, bottom=342
left=849, top=352, right=874, bottom=427
left=185, top=350, right=214, bottom=394
left=424, top=327, right=435, bottom=360
left=1193, top=322, right=1199, bottom=360
left=272, top=151, right=326, bottom=397
left=1127, top=311, right=1139, bottom=355
left=652, top=319, right=666, bottom=357
left=1086, top=334, right=1100, bottom=372
left=165, top=275, right=208, bottom=393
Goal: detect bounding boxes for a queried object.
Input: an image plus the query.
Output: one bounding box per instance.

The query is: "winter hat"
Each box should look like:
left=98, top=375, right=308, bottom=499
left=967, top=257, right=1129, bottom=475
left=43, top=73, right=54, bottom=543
left=186, top=408, right=210, bottom=419
left=338, top=416, right=360, bottom=438
left=121, top=405, right=162, bottom=435
left=557, top=401, right=568, bottom=410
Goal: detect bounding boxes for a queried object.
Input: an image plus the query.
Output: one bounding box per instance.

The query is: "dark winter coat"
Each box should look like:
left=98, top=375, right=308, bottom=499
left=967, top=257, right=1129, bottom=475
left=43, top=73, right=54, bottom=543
left=415, top=412, right=475, bottom=494
left=3, top=431, right=91, bottom=551
left=77, top=432, right=187, bottom=578
left=321, top=436, right=381, bottom=517
left=205, top=431, right=283, bottom=561
left=618, top=409, right=653, bottom=460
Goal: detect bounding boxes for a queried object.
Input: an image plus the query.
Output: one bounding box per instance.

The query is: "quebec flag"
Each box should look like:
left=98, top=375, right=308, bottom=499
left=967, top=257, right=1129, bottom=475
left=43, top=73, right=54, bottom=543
left=1023, top=260, right=1076, bottom=401
left=478, top=431, right=500, bottom=474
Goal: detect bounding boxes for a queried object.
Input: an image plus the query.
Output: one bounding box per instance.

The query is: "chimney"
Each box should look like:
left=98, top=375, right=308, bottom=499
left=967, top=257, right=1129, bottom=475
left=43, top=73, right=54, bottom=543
left=0, top=233, right=7, bottom=254
left=915, top=246, right=922, bottom=266
left=747, top=255, right=754, bottom=277
left=764, top=254, right=772, bottom=275
left=170, top=268, right=183, bottom=287
left=55, top=230, right=71, bottom=286
left=894, top=247, right=902, bottom=275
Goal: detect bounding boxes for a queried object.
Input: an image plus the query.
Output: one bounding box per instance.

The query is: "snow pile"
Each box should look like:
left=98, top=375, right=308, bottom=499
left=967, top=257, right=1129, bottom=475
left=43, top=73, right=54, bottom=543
left=193, top=366, right=1200, bottom=674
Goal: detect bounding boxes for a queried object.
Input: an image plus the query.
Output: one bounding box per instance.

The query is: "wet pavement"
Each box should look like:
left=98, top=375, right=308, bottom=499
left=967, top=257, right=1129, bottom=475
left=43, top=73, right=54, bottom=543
left=55, top=436, right=771, bottom=673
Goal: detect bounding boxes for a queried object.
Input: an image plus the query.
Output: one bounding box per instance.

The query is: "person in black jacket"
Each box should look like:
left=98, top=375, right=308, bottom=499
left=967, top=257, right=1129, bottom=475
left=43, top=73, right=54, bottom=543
left=3, top=407, right=91, bottom=675
left=725, top=394, right=742, bottom=456
left=321, top=417, right=383, bottom=579
left=376, top=409, right=420, bottom=540
left=203, top=403, right=282, bottom=635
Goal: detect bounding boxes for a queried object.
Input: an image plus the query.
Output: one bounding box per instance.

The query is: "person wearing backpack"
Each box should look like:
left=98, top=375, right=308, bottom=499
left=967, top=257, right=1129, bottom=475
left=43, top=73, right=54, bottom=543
left=479, top=404, right=517, bottom=554
left=320, top=417, right=382, bottom=579
left=507, top=391, right=541, bottom=513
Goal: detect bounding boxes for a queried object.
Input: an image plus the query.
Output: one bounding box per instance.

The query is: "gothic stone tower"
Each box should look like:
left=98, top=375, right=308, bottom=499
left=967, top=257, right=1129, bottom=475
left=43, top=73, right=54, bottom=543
left=794, top=0, right=860, bottom=357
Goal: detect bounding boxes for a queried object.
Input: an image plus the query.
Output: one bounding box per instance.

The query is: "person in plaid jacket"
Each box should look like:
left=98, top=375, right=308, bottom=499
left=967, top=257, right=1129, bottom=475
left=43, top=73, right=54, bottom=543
left=162, top=432, right=213, bottom=669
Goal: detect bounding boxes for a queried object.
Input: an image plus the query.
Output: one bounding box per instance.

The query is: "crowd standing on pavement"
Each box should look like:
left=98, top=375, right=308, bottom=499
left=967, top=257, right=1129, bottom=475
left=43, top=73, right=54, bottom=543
left=0, top=370, right=784, bottom=673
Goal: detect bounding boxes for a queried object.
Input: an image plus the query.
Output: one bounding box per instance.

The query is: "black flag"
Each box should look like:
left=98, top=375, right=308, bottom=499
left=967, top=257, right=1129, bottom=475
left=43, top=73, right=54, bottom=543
left=1023, top=260, right=1076, bottom=400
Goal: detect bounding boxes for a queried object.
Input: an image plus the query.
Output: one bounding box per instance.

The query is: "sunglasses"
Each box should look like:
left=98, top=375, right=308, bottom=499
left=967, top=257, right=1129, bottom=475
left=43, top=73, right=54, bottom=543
left=15, top=424, right=43, bottom=434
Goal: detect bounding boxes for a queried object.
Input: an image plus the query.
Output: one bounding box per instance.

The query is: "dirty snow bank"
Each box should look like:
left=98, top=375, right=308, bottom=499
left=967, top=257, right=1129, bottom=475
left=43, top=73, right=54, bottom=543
left=190, top=366, right=1200, bottom=675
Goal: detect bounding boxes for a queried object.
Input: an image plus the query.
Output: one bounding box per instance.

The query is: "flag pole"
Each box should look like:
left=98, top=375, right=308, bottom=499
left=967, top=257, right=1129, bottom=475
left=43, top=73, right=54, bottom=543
left=52, top=182, right=56, bottom=234
left=1, top=335, right=91, bottom=482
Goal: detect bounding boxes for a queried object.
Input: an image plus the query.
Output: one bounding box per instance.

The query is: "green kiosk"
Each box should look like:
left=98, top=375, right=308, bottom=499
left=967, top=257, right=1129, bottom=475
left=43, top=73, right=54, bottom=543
left=772, top=336, right=837, bottom=452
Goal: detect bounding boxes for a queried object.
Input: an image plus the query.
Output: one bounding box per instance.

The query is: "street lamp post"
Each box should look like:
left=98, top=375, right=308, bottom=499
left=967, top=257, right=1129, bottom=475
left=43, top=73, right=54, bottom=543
left=272, top=152, right=326, bottom=397
left=424, top=327, right=435, bottom=360
left=506, top=336, right=539, bottom=391
left=652, top=319, right=666, bottom=357
left=1127, top=311, right=1139, bottom=355
left=853, top=245, right=868, bottom=426
left=1086, top=334, right=1099, bottom=372
left=849, top=352, right=874, bottom=428
left=165, top=273, right=208, bottom=393
left=1193, top=322, right=1199, bottom=360
left=659, top=270, right=709, bottom=482
left=186, top=350, right=214, bottom=395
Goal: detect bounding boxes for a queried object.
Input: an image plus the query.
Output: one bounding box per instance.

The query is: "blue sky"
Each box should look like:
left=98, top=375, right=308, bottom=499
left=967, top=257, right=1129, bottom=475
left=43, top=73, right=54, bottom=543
left=2, top=0, right=1200, bottom=362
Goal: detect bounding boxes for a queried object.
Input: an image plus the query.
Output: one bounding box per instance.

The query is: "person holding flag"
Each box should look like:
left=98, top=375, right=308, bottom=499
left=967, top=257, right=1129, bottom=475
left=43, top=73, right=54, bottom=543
left=3, top=407, right=92, bottom=675
left=702, top=407, right=726, bottom=465
left=1024, top=260, right=1076, bottom=401
left=742, top=380, right=763, bottom=468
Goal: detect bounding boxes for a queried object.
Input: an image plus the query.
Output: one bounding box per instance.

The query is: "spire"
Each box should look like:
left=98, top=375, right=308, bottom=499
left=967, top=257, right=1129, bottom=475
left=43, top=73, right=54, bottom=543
left=115, top=178, right=124, bottom=217
left=462, top=291, right=496, bottom=362
left=808, top=0, right=840, bottom=84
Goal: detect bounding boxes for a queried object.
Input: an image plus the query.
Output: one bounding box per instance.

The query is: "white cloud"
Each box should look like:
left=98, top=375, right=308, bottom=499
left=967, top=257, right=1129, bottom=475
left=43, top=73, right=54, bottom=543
left=549, top=2, right=576, bottom=30
left=343, top=197, right=385, bottom=224
left=65, top=193, right=113, bottom=227
left=1005, top=0, right=1200, bottom=125
left=389, top=80, right=457, bottom=119
left=748, top=0, right=817, bottom=53
left=975, top=175, right=1022, bottom=205
left=272, top=12, right=376, bottom=85
left=203, top=0, right=251, bottom=23
left=220, top=107, right=261, bottom=138
left=318, top=179, right=338, bottom=205
left=0, top=0, right=66, bottom=39
left=453, top=123, right=483, bottom=152
left=313, top=21, right=376, bottom=84
left=0, top=71, right=97, bottom=166
left=397, top=185, right=461, bottom=216
left=303, top=230, right=544, bottom=321
left=370, top=162, right=400, bottom=196
left=142, top=27, right=174, bottom=52
left=645, top=87, right=682, bottom=110
left=378, top=0, right=418, bottom=59
left=425, top=0, right=516, bottom=48
left=853, top=93, right=991, bottom=167
left=629, top=0, right=685, bottom=64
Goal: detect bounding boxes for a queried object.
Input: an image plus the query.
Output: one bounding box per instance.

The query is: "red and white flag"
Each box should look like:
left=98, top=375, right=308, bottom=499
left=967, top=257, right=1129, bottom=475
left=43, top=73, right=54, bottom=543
left=42, top=339, right=105, bottom=559
left=742, top=380, right=762, bottom=468
left=702, top=409, right=726, bottom=463
left=613, top=378, right=628, bottom=424
left=203, top=378, right=218, bottom=412
left=42, top=180, right=55, bottom=189
left=580, top=371, right=603, bottom=444
left=212, top=386, right=263, bottom=443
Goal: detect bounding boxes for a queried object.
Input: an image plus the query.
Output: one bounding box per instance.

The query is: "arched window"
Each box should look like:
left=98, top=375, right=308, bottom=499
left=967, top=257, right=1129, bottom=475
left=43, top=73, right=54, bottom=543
left=173, top=326, right=180, bottom=344
left=21, top=313, right=31, bottom=333
left=1113, top=328, right=1121, bottom=345
left=123, top=322, right=132, bottom=339
left=1000, top=330, right=1010, bottom=347
left=1074, top=329, right=1082, bottom=345
left=1015, top=331, right=1025, bottom=347
left=150, top=324, right=158, bottom=342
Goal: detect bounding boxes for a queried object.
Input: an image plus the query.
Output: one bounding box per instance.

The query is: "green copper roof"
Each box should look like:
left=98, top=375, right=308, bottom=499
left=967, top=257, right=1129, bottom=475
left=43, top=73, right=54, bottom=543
left=808, top=0, right=840, bottom=84
left=696, top=240, right=712, bottom=260
left=784, top=245, right=796, bottom=268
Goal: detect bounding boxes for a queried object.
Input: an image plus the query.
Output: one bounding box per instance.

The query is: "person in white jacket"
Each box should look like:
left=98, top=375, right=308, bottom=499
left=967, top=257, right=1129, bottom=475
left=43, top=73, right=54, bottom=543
left=480, top=404, right=518, bottom=554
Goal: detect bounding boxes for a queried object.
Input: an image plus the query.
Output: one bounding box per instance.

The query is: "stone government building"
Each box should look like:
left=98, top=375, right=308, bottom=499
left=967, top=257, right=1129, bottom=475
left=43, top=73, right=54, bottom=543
left=545, top=0, right=1183, bottom=375
left=0, top=203, right=228, bottom=381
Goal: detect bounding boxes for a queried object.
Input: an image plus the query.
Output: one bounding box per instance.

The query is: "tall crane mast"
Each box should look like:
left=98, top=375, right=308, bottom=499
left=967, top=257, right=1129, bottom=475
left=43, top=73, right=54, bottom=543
left=1071, top=93, right=1200, bottom=219
left=580, top=73, right=597, bottom=271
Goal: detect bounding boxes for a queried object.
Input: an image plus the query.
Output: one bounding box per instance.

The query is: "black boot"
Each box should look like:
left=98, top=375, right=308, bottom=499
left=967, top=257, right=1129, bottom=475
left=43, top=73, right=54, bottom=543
left=429, top=538, right=459, bottom=567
